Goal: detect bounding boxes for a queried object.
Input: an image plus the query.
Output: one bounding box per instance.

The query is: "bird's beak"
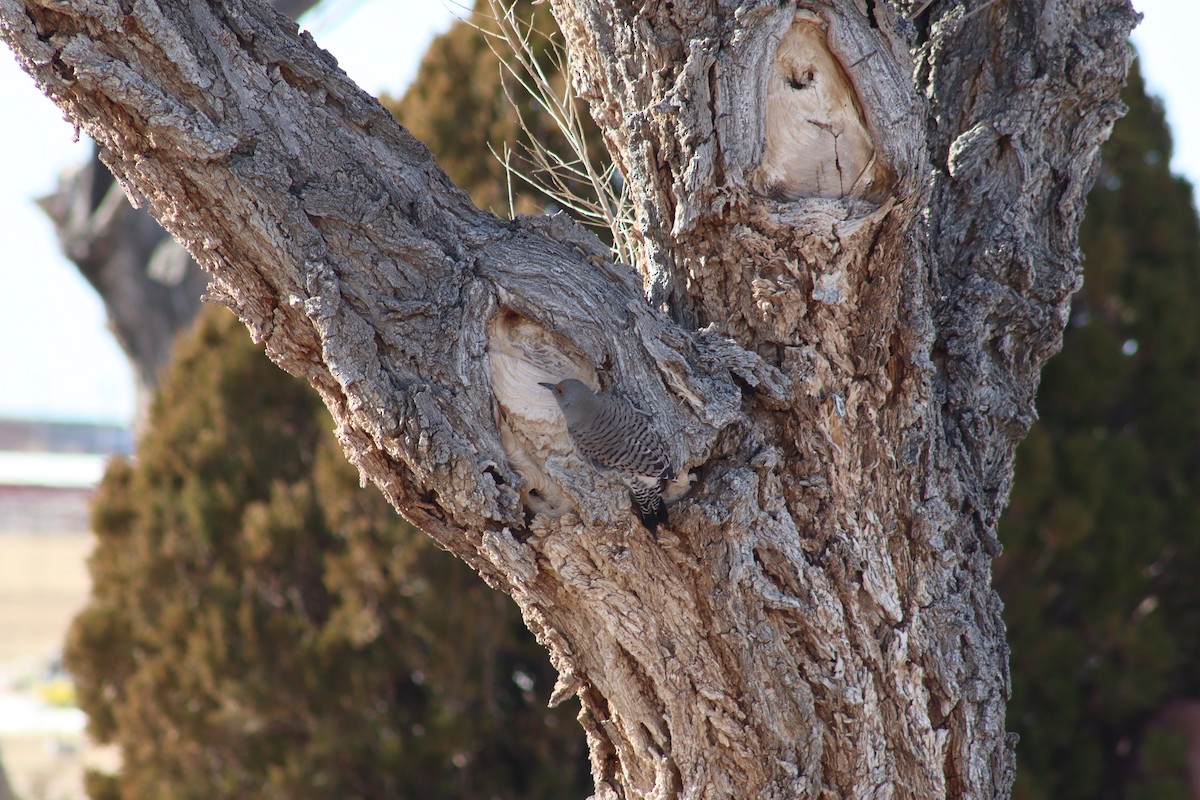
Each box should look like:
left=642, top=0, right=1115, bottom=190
left=538, top=382, right=556, bottom=391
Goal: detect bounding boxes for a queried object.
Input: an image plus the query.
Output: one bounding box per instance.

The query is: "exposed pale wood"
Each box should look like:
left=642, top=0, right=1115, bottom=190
left=488, top=309, right=600, bottom=517
left=754, top=12, right=890, bottom=200
left=0, top=0, right=1137, bottom=797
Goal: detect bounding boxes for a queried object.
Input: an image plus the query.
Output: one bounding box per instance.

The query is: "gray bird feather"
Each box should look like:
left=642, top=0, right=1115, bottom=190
left=540, top=379, right=674, bottom=533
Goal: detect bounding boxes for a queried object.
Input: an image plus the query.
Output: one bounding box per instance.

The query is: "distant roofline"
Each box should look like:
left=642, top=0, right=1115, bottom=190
left=0, top=418, right=132, bottom=456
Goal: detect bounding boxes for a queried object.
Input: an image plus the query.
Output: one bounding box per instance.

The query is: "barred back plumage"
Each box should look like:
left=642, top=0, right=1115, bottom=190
left=539, top=379, right=675, bottom=533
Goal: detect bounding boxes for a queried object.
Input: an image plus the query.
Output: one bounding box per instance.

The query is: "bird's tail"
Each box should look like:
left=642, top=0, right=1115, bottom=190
left=628, top=481, right=668, bottom=536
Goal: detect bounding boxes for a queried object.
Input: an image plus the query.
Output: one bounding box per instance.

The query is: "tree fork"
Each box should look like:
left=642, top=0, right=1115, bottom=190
left=0, top=0, right=1136, bottom=798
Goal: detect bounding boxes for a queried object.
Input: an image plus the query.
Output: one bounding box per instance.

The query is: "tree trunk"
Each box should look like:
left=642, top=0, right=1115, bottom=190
left=0, top=0, right=1136, bottom=797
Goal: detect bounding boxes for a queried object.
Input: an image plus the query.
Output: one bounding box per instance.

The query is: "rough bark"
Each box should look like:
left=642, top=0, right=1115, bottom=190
left=0, top=1, right=1136, bottom=798
left=34, top=0, right=317, bottom=414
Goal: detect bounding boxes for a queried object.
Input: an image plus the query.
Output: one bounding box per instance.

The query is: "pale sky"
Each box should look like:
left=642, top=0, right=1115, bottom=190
left=0, top=1, right=1194, bottom=426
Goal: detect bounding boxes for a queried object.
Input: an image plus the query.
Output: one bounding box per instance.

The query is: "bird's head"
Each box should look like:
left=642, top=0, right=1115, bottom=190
left=539, top=379, right=592, bottom=413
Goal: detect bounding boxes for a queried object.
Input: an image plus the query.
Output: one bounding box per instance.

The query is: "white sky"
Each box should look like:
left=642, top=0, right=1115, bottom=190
left=0, top=0, right=1194, bottom=426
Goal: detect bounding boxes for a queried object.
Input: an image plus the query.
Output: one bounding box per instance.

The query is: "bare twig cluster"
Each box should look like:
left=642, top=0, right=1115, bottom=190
left=472, top=0, right=640, bottom=267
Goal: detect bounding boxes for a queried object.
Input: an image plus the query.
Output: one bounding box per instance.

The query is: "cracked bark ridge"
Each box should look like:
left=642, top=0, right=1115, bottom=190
left=0, top=0, right=1137, bottom=798
left=551, top=0, right=1134, bottom=796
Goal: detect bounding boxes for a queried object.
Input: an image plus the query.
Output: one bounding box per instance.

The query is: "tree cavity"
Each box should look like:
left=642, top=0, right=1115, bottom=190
left=754, top=11, right=889, bottom=201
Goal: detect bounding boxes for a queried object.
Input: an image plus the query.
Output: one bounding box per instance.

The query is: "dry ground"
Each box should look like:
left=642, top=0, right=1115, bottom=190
left=0, top=532, right=92, bottom=668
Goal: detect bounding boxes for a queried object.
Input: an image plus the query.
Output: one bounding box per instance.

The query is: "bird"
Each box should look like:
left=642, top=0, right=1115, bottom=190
left=539, top=379, right=676, bottom=534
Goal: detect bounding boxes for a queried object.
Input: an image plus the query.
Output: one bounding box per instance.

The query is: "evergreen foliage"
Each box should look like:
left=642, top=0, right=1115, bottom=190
left=67, top=300, right=589, bottom=796
left=999, top=62, right=1200, bottom=800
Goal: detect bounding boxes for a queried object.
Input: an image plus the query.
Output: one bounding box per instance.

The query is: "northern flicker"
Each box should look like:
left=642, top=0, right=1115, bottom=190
left=539, top=379, right=675, bottom=533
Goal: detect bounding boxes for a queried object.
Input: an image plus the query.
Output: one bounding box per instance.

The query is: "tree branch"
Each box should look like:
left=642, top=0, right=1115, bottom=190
left=33, top=0, right=319, bottom=414
left=0, top=0, right=1138, bottom=797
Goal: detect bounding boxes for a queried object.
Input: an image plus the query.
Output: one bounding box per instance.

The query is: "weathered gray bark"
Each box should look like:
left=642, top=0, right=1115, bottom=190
left=0, top=0, right=1136, bottom=798
left=34, top=0, right=317, bottom=414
